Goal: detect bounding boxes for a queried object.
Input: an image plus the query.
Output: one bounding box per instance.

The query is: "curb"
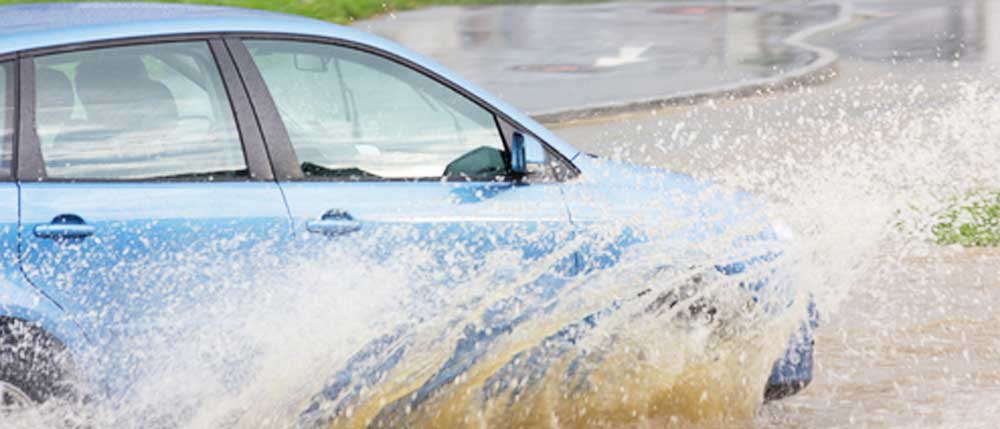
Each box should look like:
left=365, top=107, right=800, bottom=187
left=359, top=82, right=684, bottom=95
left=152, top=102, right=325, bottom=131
left=531, top=1, right=854, bottom=125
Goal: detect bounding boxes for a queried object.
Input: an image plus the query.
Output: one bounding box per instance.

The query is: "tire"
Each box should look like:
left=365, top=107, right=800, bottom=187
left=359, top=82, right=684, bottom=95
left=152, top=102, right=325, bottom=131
left=764, top=379, right=811, bottom=402
left=0, top=319, right=75, bottom=410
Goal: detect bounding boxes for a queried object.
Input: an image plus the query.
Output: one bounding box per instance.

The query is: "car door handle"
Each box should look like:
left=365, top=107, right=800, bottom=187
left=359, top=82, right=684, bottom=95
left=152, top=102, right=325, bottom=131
left=306, top=210, right=361, bottom=237
left=34, top=215, right=95, bottom=239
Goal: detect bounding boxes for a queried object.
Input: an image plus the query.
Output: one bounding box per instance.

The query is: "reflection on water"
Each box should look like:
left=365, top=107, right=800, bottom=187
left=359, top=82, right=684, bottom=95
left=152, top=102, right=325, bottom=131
left=360, top=0, right=1000, bottom=115
left=828, top=0, right=988, bottom=63
left=358, top=1, right=839, bottom=113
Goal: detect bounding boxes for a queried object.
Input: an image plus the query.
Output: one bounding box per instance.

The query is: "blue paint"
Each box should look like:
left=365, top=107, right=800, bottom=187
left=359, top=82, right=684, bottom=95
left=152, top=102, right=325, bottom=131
left=0, top=2, right=813, bottom=410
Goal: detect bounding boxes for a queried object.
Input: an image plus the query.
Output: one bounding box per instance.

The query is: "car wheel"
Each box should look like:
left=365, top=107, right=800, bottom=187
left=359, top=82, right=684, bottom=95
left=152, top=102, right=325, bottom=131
left=0, top=319, right=75, bottom=413
left=764, top=379, right=810, bottom=402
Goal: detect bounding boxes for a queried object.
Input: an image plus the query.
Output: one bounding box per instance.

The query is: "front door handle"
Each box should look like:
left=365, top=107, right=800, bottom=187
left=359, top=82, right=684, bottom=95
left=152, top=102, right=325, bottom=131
left=306, top=210, right=361, bottom=237
left=34, top=214, right=95, bottom=240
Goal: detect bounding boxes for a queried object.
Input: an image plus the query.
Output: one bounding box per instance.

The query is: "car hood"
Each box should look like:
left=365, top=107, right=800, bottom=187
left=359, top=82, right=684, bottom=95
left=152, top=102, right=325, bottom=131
left=564, top=155, right=774, bottom=243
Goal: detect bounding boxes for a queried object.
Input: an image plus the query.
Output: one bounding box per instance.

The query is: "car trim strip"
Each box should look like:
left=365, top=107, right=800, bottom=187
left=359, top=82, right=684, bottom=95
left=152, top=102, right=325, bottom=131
left=0, top=61, right=13, bottom=181
left=12, top=33, right=219, bottom=59
left=208, top=39, right=273, bottom=181
left=15, top=58, right=44, bottom=182
left=222, top=38, right=304, bottom=181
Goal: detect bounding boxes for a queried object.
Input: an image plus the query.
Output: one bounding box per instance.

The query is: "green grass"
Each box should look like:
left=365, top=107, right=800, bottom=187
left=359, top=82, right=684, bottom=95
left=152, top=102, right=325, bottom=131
left=932, top=192, right=1000, bottom=247
left=0, top=0, right=582, bottom=23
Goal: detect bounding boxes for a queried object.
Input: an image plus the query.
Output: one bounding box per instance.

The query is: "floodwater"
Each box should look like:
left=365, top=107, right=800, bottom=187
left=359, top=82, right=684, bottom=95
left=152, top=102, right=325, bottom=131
left=554, top=55, right=1000, bottom=429
left=10, top=1, right=1000, bottom=428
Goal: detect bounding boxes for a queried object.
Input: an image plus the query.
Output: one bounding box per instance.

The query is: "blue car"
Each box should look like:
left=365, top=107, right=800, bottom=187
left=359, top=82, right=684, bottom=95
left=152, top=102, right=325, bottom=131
left=0, top=2, right=814, bottom=418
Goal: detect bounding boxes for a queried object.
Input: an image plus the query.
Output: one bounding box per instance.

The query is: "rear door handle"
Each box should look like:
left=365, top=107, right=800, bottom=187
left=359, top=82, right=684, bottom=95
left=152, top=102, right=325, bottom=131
left=306, top=210, right=361, bottom=237
left=34, top=214, right=95, bottom=240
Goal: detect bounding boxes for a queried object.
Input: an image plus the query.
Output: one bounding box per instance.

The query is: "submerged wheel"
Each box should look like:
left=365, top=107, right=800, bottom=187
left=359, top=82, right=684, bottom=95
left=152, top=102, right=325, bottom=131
left=0, top=319, right=75, bottom=413
left=763, top=379, right=811, bottom=402
left=0, top=381, right=34, bottom=411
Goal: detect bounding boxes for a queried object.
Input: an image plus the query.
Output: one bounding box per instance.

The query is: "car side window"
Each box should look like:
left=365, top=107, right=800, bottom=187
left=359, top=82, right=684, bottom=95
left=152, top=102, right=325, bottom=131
left=33, top=42, right=247, bottom=180
left=0, top=62, right=12, bottom=177
left=245, top=40, right=507, bottom=180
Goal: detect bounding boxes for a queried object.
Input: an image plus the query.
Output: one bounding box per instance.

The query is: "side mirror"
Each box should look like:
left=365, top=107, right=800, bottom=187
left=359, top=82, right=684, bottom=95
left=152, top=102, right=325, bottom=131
left=510, top=132, right=546, bottom=176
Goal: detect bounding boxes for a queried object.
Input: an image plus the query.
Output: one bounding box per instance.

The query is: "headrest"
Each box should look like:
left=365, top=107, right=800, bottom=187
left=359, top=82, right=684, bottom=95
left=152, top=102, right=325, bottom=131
left=75, top=55, right=150, bottom=90
left=35, top=67, right=74, bottom=128
left=73, top=55, right=177, bottom=130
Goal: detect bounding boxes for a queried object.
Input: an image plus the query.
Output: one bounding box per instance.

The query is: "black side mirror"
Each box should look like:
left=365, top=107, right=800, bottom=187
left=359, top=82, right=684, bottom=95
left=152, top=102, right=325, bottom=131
left=510, top=131, right=546, bottom=176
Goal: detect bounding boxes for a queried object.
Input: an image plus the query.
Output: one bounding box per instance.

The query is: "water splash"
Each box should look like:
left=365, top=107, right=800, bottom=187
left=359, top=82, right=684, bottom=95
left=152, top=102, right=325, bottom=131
left=8, top=62, right=1000, bottom=428
left=555, top=61, right=1000, bottom=427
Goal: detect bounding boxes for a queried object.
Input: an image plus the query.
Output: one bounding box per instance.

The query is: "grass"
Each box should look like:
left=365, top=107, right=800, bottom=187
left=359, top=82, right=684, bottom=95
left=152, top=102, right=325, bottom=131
left=932, top=192, right=1000, bottom=247
left=0, top=0, right=584, bottom=23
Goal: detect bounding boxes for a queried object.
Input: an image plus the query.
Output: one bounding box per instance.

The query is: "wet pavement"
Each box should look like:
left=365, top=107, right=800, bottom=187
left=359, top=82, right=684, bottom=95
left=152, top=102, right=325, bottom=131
left=826, top=0, right=989, bottom=64
left=354, top=1, right=842, bottom=117
left=551, top=0, right=997, bottom=148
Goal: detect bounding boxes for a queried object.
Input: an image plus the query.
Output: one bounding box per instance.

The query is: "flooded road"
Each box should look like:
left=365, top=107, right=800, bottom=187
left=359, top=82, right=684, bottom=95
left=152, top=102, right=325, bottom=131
left=551, top=3, right=1000, bottom=424
left=763, top=248, right=1000, bottom=428
left=356, top=0, right=842, bottom=116
left=6, top=2, right=998, bottom=428
left=554, top=65, right=1000, bottom=427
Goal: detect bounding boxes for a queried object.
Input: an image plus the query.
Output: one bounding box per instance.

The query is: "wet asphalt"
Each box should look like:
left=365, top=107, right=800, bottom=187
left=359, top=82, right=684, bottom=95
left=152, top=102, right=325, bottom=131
left=355, top=1, right=837, bottom=116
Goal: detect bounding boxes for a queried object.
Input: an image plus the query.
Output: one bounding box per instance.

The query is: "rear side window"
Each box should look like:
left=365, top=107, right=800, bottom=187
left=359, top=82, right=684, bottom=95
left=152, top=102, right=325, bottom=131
left=245, top=40, right=506, bottom=180
left=0, top=62, right=12, bottom=177
left=33, top=42, right=247, bottom=180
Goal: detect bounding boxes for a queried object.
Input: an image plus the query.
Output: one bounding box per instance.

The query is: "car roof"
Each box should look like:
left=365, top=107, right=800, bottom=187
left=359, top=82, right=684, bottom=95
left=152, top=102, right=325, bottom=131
left=0, top=2, right=380, bottom=56
left=0, top=2, right=581, bottom=161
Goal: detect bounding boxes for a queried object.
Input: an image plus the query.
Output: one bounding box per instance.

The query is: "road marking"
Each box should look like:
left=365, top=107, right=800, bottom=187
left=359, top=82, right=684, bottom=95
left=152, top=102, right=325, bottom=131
left=594, top=44, right=652, bottom=68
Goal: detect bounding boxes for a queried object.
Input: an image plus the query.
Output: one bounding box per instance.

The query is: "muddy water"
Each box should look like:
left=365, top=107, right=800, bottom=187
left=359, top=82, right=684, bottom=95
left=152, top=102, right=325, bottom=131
left=18, top=61, right=994, bottom=429
left=553, top=57, right=1000, bottom=427
left=14, top=59, right=992, bottom=429
left=302, top=57, right=1000, bottom=428
left=9, top=2, right=1000, bottom=426
left=298, top=236, right=808, bottom=428
left=762, top=248, right=1000, bottom=429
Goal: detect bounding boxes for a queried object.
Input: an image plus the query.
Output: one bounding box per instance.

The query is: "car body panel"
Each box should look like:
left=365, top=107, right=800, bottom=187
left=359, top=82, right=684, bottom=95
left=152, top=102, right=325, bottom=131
left=0, top=184, right=90, bottom=354
left=279, top=180, right=577, bottom=280
left=18, top=182, right=291, bottom=341
left=563, top=156, right=774, bottom=272
left=0, top=2, right=812, bottom=409
left=562, top=156, right=815, bottom=395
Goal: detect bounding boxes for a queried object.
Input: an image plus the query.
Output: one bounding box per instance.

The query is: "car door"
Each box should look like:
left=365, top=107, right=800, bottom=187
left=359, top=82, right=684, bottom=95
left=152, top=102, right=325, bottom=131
left=16, top=40, right=291, bottom=344
left=228, top=37, right=577, bottom=296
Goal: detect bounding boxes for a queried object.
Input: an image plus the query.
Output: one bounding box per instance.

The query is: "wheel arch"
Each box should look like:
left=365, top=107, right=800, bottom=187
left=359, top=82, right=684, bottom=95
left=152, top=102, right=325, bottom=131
left=0, top=274, right=90, bottom=357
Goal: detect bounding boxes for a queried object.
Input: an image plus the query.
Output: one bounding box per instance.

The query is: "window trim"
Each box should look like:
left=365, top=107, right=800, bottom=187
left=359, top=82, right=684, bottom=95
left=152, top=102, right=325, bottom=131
left=15, top=35, right=273, bottom=183
left=0, top=61, right=13, bottom=181
left=16, top=58, right=43, bottom=181
left=224, top=34, right=579, bottom=183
